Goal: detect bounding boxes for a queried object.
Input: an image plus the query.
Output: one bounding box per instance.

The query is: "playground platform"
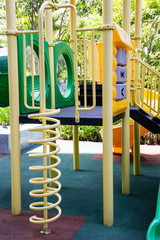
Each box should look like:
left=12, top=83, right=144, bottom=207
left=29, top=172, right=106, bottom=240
left=19, top=106, right=125, bottom=126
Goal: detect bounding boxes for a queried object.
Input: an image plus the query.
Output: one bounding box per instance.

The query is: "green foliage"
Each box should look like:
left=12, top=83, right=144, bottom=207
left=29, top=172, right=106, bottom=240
left=77, top=0, right=102, bottom=17
left=15, top=0, right=44, bottom=30
left=57, top=125, right=73, bottom=140
left=141, top=0, right=160, bottom=71
left=0, top=0, right=6, bottom=46
left=113, top=119, right=122, bottom=125
left=79, top=126, right=102, bottom=141
left=1, top=0, right=159, bottom=68
left=0, top=107, right=10, bottom=125
left=58, top=125, right=102, bottom=142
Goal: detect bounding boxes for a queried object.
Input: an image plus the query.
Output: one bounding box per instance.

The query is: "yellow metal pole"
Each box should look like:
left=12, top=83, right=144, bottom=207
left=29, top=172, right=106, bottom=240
left=70, top=0, right=80, bottom=171
left=45, top=0, right=55, bottom=109
left=5, top=0, right=21, bottom=215
left=39, top=4, right=48, bottom=230
left=73, top=125, right=80, bottom=170
left=133, top=0, right=142, bottom=175
left=121, top=0, right=131, bottom=195
left=70, top=0, right=76, bottom=50
left=44, top=0, right=57, bottom=186
left=102, top=0, right=114, bottom=226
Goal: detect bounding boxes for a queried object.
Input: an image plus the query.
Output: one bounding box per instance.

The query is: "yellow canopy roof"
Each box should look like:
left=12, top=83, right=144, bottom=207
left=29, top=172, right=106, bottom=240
left=113, top=22, right=134, bottom=50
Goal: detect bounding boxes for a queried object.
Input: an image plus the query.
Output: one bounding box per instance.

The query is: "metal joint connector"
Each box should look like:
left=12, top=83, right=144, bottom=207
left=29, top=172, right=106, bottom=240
left=48, top=43, right=54, bottom=47
left=45, top=4, right=59, bottom=10
left=136, top=49, right=142, bottom=53
left=131, top=36, right=142, bottom=40
left=5, top=30, right=18, bottom=36
left=69, top=38, right=75, bottom=43
left=99, top=24, right=114, bottom=31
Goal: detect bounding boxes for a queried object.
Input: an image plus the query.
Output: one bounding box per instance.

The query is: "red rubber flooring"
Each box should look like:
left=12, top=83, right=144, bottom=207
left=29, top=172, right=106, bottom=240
left=91, top=145, right=160, bottom=164
left=0, top=209, right=87, bottom=240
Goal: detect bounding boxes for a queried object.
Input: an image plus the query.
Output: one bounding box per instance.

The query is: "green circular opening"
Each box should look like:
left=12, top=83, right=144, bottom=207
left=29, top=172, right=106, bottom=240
left=26, top=45, right=40, bottom=101
left=54, top=41, right=74, bottom=108
left=25, top=36, right=50, bottom=106
left=26, top=46, right=39, bottom=76
left=57, top=54, right=68, bottom=96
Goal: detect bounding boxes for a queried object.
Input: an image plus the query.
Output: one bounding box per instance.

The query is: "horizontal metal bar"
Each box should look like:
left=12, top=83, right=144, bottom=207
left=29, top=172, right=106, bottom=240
left=132, top=58, right=160, bottom=76
left=4, top=30, right=39, bottom=36
left=76, top=24, right=114, bottom=32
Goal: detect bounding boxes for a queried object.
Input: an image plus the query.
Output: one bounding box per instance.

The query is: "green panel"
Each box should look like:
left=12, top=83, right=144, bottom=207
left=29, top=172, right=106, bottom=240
left=0, top=73, right=9, bottom=107
left=17, top=34, right=51, bottom=114
left=54, top=41, right=74, bottom=108
left=0, top=48, right=8, bottom=74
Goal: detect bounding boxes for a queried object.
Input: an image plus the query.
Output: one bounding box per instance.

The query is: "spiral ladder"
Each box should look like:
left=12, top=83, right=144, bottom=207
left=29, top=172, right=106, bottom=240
left=21, top=2, right=70, bottom=234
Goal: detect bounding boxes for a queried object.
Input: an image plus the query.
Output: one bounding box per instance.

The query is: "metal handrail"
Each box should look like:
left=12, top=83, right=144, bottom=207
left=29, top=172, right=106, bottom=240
left=75, top=30, right=100, bottom=123
left=131, top=57, right=160, bottom=117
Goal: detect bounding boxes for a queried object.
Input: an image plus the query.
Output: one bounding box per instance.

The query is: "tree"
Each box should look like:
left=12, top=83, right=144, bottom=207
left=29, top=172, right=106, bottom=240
left=0, top=0, right=6, bottom=46
left=141, top=0, right=160, bottom=71
left=0, top=0, right=159, bottom=70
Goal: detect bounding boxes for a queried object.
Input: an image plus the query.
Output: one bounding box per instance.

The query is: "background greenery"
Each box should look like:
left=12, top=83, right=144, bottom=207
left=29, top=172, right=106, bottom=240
left=0, top=107, right=10, bottom=124
left=0, top=0, right=159, bottom=142
left=0, top=0, right=159, bottom=70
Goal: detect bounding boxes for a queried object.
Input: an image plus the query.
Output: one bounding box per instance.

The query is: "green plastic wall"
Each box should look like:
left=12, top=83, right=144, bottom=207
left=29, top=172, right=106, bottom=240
left=0, top=47, right=9, bottom=107
left=0, top=37, right=75, bottom=113
left=17, top=34, right=51, bottom=114
left=0, top=48, right=8, bottom=74
left=0, top=73, right=9, bottom=107
left=54, top=41, right=75, bottom=108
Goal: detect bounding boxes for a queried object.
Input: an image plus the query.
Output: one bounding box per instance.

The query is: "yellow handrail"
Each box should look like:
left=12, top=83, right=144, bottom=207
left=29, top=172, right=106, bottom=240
left=22, top=33, right=40, bottom=110
left=131, top=56, right=160, bottom=117
left=75, top=29, right=101, bottom=122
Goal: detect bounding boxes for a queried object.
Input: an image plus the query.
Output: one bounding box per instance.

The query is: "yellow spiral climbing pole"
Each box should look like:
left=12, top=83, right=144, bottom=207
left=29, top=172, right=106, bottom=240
left=28, top=109, right=62, bottom=234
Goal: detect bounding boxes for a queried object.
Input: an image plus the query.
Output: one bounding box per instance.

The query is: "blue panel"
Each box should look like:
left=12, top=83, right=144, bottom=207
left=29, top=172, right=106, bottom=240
left=116, top=66, right=127, bottom=83
left=116, top=83, right=126, bottom=100
left=116, top=48, right=127, bottom=66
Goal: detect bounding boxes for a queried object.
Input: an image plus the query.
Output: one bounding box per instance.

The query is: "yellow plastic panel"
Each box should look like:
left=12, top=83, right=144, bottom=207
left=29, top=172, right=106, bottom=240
left=113, top=86, right=117, bottom=100
left=97, top=42, right=118, bottom=84
left=97, top=42, right=103, bottom=84
left=88, top=41, right=100, bottom=82
left=113, top=99, right=128, bottom=116
left=113, top=22, right=134, bottom=51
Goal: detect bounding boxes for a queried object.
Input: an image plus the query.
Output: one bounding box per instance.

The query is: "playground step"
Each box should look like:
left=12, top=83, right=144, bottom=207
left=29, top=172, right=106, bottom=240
left=130, top=106, right=160, bottom=134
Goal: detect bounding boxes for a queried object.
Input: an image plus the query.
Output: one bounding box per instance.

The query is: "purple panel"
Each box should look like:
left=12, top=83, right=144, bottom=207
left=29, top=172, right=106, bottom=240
left=123, top=50, right=127, bottom=66
left=116, top=48, right=127, bottom=66
left=116, top=66, right=127, bottom=83
left=116, top=83, right=127, bottom=100
left=116, top=48, right=123, bottom=66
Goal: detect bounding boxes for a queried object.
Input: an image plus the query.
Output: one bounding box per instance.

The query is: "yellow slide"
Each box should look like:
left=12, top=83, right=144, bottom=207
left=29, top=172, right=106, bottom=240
left=113, top=121, right=148, bottom=154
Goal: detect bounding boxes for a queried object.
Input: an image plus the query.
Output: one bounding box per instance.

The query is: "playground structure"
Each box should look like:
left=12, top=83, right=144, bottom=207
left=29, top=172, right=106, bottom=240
left=0, top=0, right=160, bottom=237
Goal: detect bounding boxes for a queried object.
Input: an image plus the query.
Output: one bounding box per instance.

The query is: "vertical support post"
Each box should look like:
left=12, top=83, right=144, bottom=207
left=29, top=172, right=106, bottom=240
left=133, top=121, right=140, bottom=174
left=44, top=0, right=57, bottom=186
left=102, top=0, right=113, bottom=226
left=5, top=0, right=21, bottom=215
left=70, top=0, right=80, bottom=170
left=133, top=0, right=142, bottom=175
left=73, top=125, right=79, bottom=170
left=121, top=0, right=131, bottom=195
left=39, top=4, right=48, bottom=230
left=45, top=0, right=55, bottom=109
